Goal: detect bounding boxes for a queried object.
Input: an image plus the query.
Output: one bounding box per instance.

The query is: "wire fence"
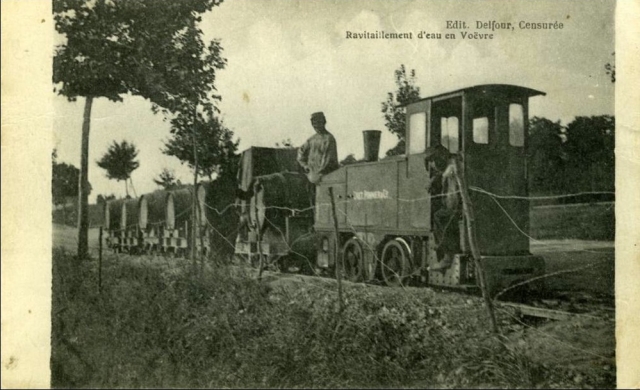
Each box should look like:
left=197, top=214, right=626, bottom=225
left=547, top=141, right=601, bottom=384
left=66, top=185, right=615, bottom=303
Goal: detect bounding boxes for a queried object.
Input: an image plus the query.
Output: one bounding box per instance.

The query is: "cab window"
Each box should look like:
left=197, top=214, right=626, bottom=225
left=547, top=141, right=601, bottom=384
left=408, top=112, right=426, bottom=154
left=509, top=104, right=525, bottom=147
left=473, top=117, right=489, bottom=144
left=441, top=116, right=459, bottom=153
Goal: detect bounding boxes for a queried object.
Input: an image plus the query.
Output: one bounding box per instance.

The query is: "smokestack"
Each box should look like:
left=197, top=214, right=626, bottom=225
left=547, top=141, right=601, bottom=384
left=363, top=130, right=382, bottom=162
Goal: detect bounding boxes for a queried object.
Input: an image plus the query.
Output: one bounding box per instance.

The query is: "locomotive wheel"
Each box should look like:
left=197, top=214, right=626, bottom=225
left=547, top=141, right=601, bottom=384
left=342, top=238, right=364, bottom=282
left=381, top=239, right=410, bottom=287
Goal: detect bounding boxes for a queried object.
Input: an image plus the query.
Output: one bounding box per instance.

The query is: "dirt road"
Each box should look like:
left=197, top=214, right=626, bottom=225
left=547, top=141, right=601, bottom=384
left=53, top=224, right=101, bottom=253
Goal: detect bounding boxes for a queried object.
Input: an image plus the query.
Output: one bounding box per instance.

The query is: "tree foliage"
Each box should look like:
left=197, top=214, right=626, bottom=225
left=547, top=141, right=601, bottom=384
left=564, top=115, right=615, bottom=193
left=381, top=65, right=421, bottom=156
left=163, top=113, right=239, bottom=181
left=96, top=194, right=116, bottom=205
left=52, top=149, right=81, bottom=206
left=96, top=140, right=140, bottom=196
left=153, top=168, right=180, bottom=190
left=340, top=153, right=363, bottom=166
left=527, top=115, right=615, bottom=200
left=527, top=117, right=566, bottom=193
left=53, top=0, right=226, bottom=110
left=97, top=140, right=140, bottom=181
left=565, top=116, right=615, bottom=165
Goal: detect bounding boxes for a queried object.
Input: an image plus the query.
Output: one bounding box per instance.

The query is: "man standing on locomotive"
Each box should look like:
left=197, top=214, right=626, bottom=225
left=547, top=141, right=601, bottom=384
left=424, top=144, right=461, bottom=272
left=297, top=112, right=339, bottom=184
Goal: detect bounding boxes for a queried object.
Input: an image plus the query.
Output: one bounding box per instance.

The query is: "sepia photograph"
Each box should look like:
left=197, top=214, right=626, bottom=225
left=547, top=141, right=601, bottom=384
left=2, top=0, right=639, bottom=388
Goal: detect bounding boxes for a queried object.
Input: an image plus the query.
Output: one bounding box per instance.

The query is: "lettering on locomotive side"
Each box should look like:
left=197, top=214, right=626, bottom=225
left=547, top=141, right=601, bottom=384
left=353, top=189, right=390, bottom=200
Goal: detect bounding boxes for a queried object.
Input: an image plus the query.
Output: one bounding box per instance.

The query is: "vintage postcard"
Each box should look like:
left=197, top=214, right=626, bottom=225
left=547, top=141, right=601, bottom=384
left=2, top=0, right=639, bottom=388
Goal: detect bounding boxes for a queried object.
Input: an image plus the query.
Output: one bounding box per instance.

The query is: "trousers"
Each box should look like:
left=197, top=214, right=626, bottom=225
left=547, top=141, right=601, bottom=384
left=433, top=206, right=461, bottom=256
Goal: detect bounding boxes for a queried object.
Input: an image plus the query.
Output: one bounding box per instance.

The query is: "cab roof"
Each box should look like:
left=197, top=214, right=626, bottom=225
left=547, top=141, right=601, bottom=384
left=399, top=84, right=546, bottom=107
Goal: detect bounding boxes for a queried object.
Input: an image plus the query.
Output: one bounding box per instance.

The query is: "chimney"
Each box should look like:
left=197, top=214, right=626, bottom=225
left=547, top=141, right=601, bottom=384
left=363, top=130, right=382, bottom=162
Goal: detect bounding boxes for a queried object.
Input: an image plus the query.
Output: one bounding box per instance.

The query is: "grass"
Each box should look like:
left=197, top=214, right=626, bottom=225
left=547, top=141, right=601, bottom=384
left=52, top=201, right=104, bottom=227
left=51, top=248, right=615, bottom=388
left=530, top=202, right=614, bottom=241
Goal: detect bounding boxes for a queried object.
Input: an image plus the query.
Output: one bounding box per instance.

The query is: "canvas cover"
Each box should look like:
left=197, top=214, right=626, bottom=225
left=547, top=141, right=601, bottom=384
left=251, top=171, right=313, bottom=231
left=167, top=187, right=194, bottom=229
left=138, top=190, right=169, bottom=230
left=236, top=147, right=303, bottom=193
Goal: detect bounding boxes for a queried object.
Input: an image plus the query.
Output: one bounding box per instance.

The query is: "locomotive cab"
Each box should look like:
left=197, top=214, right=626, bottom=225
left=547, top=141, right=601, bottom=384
left=406, top=84, right=546, bottom=295
left=314, top=84, right=546, bottom=296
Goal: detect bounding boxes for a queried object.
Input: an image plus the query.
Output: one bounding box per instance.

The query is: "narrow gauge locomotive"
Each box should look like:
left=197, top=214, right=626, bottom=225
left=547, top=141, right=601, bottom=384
left=314, top=84, right=546, bottom=294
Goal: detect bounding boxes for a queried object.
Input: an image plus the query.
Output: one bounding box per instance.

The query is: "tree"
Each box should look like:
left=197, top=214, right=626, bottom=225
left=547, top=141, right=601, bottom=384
left=163, top=111, right=238, bottom=264
left=96, top=194, right=116, bottom=205
left=52, top=149, right=79, bottom=207
left=52, top=149, right=93, bottom=225
left=52, top=151, right=80, bottom=225
left=527, top=117, right=566, bottom=194
left=564, top=115, right=615, bottom=195
left=162, top=113, right=239, bottom=181
left=153, top=168, right=179, bottom=190
left=96, top=140, right=140, bottom=197
left=53, top=0, right=226, bottom=258
left=381, top=65, right=421, bottom=156
left=52, top=160, right=81, bottom=207
left=339, top=153, right=359, bottom=166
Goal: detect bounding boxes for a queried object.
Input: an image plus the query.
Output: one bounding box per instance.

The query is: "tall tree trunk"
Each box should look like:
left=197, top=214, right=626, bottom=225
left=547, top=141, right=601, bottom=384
left=125, top=179, right=129, bottom=198
left=191, top=113, right=199, bottom=267
left=77, top=96, right=94, bottom=259
left=129, top=177, right=137, bottom=198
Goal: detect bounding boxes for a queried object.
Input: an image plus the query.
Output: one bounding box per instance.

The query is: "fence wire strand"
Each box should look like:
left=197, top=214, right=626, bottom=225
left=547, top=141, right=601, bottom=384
left=63, top=183, right=613, bottom=313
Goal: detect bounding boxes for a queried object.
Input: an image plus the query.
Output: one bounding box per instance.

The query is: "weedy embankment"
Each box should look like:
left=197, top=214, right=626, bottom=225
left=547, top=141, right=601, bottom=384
left=51, top=248, right=614, bottom=388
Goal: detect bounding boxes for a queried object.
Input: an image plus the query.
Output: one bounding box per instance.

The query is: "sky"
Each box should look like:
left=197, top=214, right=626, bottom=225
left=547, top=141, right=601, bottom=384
left=52, top=0, right=615, bottom=203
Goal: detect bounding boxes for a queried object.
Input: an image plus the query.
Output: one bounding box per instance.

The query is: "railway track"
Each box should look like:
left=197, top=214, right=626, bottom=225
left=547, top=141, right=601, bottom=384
left=496, top=301, right=613, bottom=322
left=259, top=258, right=615, bottom=323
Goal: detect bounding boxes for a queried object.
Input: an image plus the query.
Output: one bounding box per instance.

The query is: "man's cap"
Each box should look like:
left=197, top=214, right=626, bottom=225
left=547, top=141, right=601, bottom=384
left=311, top=112, right=325, bottom=121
